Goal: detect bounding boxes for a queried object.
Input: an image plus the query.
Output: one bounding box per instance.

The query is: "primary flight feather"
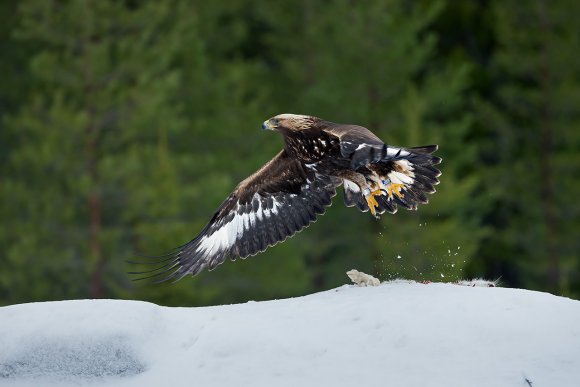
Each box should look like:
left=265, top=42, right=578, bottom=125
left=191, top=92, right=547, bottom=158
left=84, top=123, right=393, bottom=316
left=132, top=114, right=441, bottom=282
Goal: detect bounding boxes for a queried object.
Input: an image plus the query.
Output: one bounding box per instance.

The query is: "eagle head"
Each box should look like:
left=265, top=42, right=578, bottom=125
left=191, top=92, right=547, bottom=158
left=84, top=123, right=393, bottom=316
left=262, top=113, right=317, bottom=132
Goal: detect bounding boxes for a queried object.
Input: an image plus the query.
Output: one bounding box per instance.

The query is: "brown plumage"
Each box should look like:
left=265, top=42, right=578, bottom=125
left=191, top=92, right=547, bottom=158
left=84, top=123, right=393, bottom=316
left=131, top=113, right=441, bottom=282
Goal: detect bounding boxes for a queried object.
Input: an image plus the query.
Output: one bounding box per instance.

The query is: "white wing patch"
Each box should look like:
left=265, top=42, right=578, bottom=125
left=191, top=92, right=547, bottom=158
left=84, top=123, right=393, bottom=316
left=196, top=194, right=281, bottom=258
left=352, top=142, right=385, bottom=152
left=388, top=171, right=414, bottom=185
left=349, top=143, right=410, bottom=157
left=271, top=199, right=280, bottom=215
left=386, top=160, right=416, bottom=186
left=394, top=159, right=415, bottom=171
left=343, top=179, right=361, bottom=193
left=386, top=147, right=410, bottom=157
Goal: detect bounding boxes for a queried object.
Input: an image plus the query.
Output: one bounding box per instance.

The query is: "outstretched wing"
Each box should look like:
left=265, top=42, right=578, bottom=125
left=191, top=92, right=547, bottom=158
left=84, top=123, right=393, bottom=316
left=131, top=150, right=338, bottom=283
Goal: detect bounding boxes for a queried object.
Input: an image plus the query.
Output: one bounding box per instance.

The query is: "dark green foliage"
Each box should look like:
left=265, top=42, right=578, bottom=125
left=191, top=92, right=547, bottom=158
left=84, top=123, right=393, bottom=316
left=0, top=0, right=578, bottom=306
left=465, top=0, right=580, bottom=297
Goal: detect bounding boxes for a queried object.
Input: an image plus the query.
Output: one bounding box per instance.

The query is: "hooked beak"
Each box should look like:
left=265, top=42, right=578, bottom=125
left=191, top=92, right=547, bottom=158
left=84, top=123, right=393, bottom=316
left=262, top=119, right=274, bottom=131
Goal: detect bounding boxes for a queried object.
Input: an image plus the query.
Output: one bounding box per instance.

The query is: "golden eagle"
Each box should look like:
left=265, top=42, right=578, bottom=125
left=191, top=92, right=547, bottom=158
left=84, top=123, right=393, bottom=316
left=133, top=114, right=441, bottom=282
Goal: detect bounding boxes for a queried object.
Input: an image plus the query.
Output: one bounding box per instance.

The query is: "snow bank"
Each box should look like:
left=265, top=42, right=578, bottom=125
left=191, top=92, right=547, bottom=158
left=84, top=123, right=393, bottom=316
left=1, top=281, right=579, bottom=387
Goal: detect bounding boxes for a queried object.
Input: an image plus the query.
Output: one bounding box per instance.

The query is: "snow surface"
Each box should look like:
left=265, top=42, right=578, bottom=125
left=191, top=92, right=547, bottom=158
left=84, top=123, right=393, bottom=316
left=1, top=281, right=580, bottom=387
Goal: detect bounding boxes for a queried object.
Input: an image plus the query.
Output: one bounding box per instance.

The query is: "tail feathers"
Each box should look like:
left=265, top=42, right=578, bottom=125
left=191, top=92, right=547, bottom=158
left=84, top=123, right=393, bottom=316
left=387, top=146, right=441, bottom=211
left=373, top=145, right=441, bottom=214
left=401, top=145, right=442, bottom=167
left=407, top=144, right=438, bottom=155
left=349, top=143, right=440, bottom=170
left=344, top=144, right=441, bottom=216
left=375, top=195, right=397, bottom=214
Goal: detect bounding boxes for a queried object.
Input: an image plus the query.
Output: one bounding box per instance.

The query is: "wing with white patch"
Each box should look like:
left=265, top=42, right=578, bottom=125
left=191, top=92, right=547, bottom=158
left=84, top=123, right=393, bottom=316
left=131, top=150, right=338, bottom=283
left=320, top=122, right=411, bottom=169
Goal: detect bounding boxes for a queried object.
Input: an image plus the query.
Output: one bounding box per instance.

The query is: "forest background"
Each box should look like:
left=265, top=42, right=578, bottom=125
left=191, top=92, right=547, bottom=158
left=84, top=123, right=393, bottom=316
left=1, top=0, right=578, bottom=306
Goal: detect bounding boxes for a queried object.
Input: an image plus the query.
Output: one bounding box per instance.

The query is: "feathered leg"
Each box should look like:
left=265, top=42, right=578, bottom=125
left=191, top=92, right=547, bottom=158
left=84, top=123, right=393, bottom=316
left=339, top=171, right=383, bottom=218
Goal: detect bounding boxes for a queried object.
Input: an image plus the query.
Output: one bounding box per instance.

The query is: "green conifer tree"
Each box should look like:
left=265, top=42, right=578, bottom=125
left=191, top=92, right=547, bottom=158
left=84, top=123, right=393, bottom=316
left=471, top=0, right=580, bottom=296
left=1, top=0, right=191, bottom=303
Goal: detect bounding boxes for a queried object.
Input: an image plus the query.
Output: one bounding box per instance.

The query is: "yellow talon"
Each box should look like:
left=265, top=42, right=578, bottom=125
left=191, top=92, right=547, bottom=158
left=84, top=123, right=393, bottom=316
left=367, top=196, right=378, bottom=216
left=366, top=189, right=383, bottom=217
left=386, top=183, right=405, bottom=199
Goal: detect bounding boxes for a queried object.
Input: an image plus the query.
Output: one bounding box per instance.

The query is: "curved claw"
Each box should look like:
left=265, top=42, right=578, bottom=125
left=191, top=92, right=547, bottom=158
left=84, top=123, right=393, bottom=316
left=365, top=189, right=383, bottom=218
left=386, top=183, right=405, bottom=199
left=366, top=195, right=379, bottom=217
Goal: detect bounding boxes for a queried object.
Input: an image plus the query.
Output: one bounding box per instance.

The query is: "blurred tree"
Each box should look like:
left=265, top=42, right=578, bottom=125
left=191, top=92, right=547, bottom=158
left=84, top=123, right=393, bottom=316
left=0, top=0, right=313, bottom=307
left=470, top=0, right=580, bottom=296
left=3, top=0, right=576, bottom=307
left=1, top=0, right=190, bottom=302
left=0, top=0, right=486, bottom=306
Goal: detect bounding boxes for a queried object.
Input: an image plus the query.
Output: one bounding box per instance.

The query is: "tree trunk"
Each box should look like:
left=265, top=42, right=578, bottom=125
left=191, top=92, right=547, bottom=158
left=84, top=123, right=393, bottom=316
left=87, top=118, right=105, bottom=298
left=83, top=39, right=105, bottom=298
left=537, top=1, right=560, bottom=294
